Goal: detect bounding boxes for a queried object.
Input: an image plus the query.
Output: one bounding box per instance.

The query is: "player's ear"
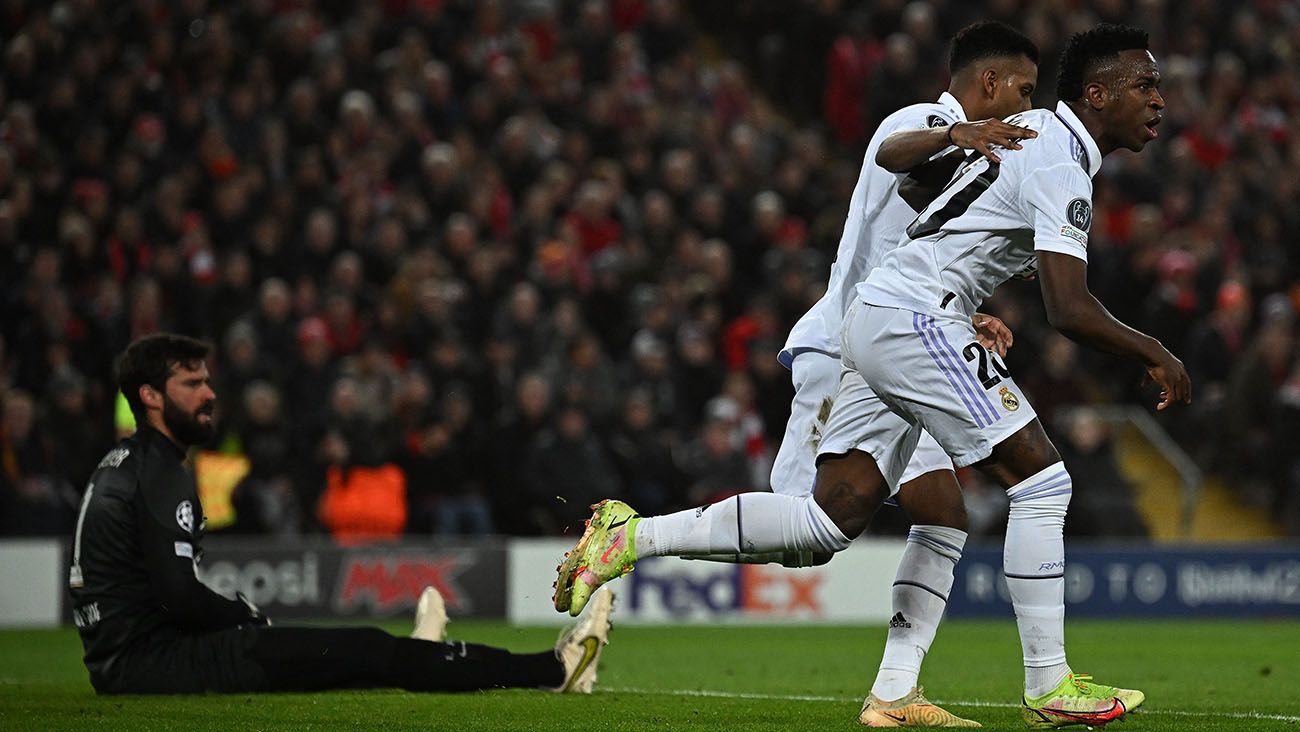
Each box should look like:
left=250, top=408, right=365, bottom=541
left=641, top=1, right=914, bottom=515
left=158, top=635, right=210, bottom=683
left=981, top=67, right=999, bottom=98
left=140, top=384, right=163, bottom=411
left=1083, top=80, right=1107, bottom=111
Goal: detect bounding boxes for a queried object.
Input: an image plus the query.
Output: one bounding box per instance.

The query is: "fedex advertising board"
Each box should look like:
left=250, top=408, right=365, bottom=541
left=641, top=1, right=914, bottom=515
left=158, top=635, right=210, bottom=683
left=507, top=539, right=905, bottom=625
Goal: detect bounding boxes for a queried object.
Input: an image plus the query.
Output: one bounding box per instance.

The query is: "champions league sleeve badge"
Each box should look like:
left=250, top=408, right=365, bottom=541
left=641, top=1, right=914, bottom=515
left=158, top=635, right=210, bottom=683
left=176, top=500, right=195, bottom=533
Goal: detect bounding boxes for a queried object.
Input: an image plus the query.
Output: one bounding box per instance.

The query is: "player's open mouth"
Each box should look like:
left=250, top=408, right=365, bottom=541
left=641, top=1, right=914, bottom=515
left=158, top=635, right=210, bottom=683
left=1143, top=116, right=1161, bottom=139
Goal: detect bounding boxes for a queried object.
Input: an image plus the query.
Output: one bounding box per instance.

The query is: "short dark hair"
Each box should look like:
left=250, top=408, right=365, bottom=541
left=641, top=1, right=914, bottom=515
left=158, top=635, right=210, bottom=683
left=115, top=334, right=210, bottom=419
left=949, top=21, right=1039, bottom=74
left=1056, top=24, right=1150, bottom=102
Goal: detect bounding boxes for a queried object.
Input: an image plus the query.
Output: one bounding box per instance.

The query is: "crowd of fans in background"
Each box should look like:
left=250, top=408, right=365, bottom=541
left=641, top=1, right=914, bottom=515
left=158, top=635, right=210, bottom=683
left=2, top=0, right=1298, bottom=540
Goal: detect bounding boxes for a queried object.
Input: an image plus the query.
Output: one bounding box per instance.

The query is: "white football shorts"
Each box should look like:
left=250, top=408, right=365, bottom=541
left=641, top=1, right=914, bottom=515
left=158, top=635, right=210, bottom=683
left=770, top=350, right=952, bottom=498
left=819, top=300, right=1037, bottom=486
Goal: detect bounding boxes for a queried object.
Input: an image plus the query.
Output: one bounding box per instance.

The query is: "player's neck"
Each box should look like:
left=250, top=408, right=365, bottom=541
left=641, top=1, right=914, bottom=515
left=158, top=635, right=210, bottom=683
left=1064, top=101, right=1119, bottom=156
left=947, top=85, right=980, bottom=119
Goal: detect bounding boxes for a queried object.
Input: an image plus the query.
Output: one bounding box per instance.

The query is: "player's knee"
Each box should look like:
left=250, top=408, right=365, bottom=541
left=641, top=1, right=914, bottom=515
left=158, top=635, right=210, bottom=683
left=933, top=501, right=969, bottom=533
left=907, top=524, right=967, bottom=563
left=1005, top=462, right=1073, bottom=518
left=981, top=421, right=1062, bottom=489
left=897, top=471, right=969, bottom=531
left=812, top=452, right=887, bottom=541
left=903, top=499, right=968, bottom=532
left=795, top=494, right=855, bottom=554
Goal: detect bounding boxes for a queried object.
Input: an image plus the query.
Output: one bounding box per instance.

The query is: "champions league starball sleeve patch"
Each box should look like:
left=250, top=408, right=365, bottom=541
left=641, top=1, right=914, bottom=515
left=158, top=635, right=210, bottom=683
left=176, top=500, right=195, bottom=533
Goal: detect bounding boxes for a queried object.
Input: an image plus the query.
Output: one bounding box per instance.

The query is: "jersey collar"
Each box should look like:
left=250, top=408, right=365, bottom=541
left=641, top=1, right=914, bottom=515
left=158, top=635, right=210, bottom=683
left=138, top=423, right=188, bottom=461
left=1054, top=101, right=1103, bottom=178
left=937, top=92, right=968, bottom=123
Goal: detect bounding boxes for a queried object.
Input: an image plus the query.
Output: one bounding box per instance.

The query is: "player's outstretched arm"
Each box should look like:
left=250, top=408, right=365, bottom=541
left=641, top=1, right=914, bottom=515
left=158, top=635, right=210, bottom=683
left=1038, top=251, right=1191, bottom=410
left=876, top=119, right=1038, bottom=173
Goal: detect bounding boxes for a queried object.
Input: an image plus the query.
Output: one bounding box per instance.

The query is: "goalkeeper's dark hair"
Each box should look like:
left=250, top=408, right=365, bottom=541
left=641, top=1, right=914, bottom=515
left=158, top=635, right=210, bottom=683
left=1056, top=24, right=1150, bottom=101
left=949, top=21, right=1039, bottom=74
left=116, top=333, right=210, bottom=419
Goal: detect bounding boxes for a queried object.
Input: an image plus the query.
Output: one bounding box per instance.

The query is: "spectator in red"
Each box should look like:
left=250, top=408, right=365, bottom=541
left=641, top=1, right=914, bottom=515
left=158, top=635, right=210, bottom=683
left=562, top=179, right=622, bottom=259
left=823, top=12, right=880, bottom=146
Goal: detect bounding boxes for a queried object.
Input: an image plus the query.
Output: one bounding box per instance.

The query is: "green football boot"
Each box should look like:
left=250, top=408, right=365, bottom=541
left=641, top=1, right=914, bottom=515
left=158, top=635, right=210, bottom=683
left=553, top=500, right=640, bottom=616
left=1022, top=673, right=1140, bottom=729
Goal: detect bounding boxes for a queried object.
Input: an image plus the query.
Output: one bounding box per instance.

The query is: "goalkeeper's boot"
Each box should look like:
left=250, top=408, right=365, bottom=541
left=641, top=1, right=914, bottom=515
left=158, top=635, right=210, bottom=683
left=859, top=687, right=981, bottom=727
left=410, top=586, right=447, bottom=642
left=553, top=500, right=640, bottom=616
left=553, top=587, right=615, bottom=693
left=1022, top=673, right=1140, bottom=728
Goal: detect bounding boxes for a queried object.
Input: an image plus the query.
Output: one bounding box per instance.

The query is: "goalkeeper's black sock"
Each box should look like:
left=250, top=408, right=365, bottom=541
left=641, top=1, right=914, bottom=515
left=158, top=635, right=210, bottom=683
left=389, top=638, right=565, bottom=691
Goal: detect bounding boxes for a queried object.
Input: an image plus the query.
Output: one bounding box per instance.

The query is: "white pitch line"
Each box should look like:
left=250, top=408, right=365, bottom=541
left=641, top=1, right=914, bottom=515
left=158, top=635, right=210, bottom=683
left=602, top=686, right=1300, bottom=724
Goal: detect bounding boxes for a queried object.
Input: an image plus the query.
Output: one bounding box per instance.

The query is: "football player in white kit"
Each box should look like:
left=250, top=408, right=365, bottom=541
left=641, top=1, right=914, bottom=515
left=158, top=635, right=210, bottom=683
left=831, top=26, right=1181, bottom=727
left=556, top=22, right=1041, bottom=727
left=559, top=23, right=1188, bottom=729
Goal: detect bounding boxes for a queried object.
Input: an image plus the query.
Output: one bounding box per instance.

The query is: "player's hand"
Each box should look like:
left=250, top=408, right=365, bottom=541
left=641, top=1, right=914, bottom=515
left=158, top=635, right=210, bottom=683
left=949, top=119, right=1038, bottom=164
left=238, top=591, right=272, bottom=626
left=1143, top=350, right=1192, bottom=410
left=972, top=313, right=1013, bottom=358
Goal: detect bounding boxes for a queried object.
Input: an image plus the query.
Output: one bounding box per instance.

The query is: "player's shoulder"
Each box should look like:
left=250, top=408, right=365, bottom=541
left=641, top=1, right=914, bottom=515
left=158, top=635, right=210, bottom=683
left=1006, top=110, right=1091, bottom=174
left=875, top=101, right=956, bottom=141
left=89, top=438, right=144, bottom=496
left=1007, top=108, right=1055, bottom=128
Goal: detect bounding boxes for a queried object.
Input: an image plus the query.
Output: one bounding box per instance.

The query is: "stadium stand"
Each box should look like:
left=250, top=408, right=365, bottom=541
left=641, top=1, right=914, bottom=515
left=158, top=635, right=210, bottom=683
left=1, top=0, right=1297, bottom=539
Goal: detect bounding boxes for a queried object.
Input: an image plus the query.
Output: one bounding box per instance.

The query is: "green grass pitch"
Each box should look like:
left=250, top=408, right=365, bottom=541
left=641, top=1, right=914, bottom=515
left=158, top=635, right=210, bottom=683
left=1, top=619, right=1296, bottom=731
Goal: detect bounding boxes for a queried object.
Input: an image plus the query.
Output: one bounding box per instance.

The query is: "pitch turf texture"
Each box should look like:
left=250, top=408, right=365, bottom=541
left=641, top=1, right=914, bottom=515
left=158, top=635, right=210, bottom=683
left=2, top=620, right=1296, bottom=731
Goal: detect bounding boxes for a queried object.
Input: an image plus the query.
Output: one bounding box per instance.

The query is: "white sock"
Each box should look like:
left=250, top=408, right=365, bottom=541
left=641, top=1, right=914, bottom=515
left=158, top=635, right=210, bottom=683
left=634, top=493, right=851, bottom=557
left=871, top=525, right=966, bottom=701
left=1004, top=462, right=1073, bottom=697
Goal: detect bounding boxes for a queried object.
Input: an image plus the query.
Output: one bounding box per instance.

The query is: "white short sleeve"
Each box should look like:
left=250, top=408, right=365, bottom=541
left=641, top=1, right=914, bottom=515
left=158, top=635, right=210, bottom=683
left=1019, top=164, right=1093, bottom=262
left=894, top=108, right=957, bottom=134
left=878, top=108, right=959, bottom=172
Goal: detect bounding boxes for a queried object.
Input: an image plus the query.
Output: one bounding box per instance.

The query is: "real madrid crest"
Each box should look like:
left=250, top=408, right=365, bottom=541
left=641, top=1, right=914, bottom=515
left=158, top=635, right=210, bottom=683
left=998, top=386, right=1020, bottom=412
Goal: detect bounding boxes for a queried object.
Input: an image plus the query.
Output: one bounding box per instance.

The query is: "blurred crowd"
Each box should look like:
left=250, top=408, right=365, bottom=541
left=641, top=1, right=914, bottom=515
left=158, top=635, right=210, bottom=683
left=2, top=0, right=1298, bottom=540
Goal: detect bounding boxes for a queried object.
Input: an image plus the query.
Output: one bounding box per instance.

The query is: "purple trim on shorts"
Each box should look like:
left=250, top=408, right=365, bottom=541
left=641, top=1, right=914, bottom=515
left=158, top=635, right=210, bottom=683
left=927, top=316, right=1001, bottom=425
left=913, top=312, right=988, bottom=428
left=778, top=346, right=839, bottom=371
left=921, top=314, right=999, bottom=426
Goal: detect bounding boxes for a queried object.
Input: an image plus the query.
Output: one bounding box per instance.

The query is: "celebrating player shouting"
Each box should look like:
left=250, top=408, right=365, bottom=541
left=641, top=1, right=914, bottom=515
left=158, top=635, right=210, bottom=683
left=558, top=24, right=1180, bottom=729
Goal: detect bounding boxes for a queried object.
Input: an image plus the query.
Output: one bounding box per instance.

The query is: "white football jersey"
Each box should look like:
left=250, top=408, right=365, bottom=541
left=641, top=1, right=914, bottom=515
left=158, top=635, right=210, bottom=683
left=859, top=101, right=1102, bottom=322
left=779, top=92, right=968, bottom=367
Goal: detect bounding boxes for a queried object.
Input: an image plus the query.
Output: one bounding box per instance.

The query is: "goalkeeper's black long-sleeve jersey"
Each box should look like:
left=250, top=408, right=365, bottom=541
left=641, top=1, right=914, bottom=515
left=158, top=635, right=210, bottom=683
left=68, top=424, right=259, bottom=680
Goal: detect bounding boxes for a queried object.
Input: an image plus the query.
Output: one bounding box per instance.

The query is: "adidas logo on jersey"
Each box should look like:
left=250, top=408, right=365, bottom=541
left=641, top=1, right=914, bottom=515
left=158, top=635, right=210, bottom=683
left=889, top=612, right=912, bottom=629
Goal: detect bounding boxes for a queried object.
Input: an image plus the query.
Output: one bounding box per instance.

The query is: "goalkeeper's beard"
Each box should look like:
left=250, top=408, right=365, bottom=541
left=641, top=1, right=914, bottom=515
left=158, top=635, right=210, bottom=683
left=163, top=396, right=216, bottom=446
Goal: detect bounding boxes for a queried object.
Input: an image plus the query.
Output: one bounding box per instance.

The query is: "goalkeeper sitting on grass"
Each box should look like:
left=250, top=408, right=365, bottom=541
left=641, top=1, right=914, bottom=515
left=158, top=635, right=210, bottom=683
left=68, top=333, right=612, bottom=695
